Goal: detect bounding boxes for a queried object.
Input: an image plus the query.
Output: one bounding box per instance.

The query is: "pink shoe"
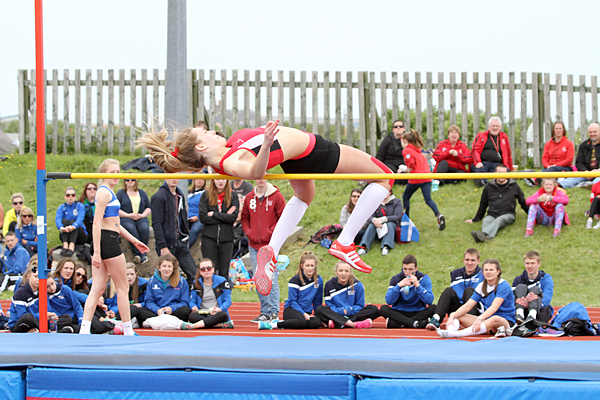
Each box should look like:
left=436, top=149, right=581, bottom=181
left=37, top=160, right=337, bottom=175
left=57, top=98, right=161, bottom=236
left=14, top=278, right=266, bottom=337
left=354, top=319, right=372, bottom=329
left=255, top=246, right=276, bottom=296
left=523, top=229, right=533, bottom=238
left=111, top=324, right=123, bottom=335
left=328, top=320, right=336, bottom=329
left=328, top=240, right=372, bottom=273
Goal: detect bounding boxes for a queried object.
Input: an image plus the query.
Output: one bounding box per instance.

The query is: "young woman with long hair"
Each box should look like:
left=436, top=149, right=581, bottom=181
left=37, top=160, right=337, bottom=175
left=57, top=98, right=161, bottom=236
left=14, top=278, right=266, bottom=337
left=198, top=178, right=239, bottom=278
left=401, top=130, right=445, bottom=231
left=79, top=159, right=149, bottom=336
left=78, top=182, right=98, bottom=244
left=116, top=178, right=151, bottom=264
left=15, top=206, right=37, bottom=255
left=258, top=251, right=323, bottom=330
left=136, top=120, right=394, bottom=296
left=437, top=259, right=515, bottom=339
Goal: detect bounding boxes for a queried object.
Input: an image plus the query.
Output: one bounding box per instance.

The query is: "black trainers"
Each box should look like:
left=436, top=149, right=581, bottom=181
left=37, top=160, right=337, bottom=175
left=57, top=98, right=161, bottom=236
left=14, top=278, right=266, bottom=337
left=385, top=318, right=404, bottom=329
left=426, top=317, right=440, bottom=330
left=471, top=230, right=488, bottom=243
left=251, top=314, right=272, bottom=323
left=437, top=214, right=446, bottom=231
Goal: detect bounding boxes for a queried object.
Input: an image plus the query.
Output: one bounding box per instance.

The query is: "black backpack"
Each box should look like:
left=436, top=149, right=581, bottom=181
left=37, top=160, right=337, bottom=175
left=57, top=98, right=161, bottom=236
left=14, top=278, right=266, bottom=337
left=303, top=224, right=342, bottom=248
left=561, top=318, right=596, bottom=336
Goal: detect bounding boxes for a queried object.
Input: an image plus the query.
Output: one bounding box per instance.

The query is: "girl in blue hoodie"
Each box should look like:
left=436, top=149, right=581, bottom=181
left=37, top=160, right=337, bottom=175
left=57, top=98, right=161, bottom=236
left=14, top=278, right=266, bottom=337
left=143, top=254, right=191, bottom=326
left=259, top=251, right=323, bottom=330
left=55, top=187, right=87, bottom=257
left=315, top=261, right=379, bottom=329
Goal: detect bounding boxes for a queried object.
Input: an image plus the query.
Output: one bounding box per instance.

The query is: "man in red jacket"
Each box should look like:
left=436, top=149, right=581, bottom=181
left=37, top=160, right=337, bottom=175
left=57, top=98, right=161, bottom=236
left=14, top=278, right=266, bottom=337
left=471, top=117, right=513, bottom=187
left=241, top=179, right=286, bottom=323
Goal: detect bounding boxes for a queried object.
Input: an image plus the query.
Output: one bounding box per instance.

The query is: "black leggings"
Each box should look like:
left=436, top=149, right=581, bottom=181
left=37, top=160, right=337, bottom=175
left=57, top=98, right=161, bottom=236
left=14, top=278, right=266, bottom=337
left=201, top=237, right=234, bottom=279
left=590, top=197, right=600, bottom=218
left=188, top=310, right=229, bottom=328
left=59, top=219, right=88, bottom=245
left=277, top=307, right=322, bottom=329
left=435, top=287, right=477, bottom=321
left=314, top=304, right=380, bottom=328
left=10, top=313, right=39, bottom=332
left=379, top=304, right=437, bottom=328
left=435, top=160, right=466, bottom=184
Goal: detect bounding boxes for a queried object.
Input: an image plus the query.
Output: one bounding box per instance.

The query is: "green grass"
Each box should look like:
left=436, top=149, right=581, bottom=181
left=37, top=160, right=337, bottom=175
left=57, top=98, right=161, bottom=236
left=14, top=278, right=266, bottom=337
left=1, top=153, right=598, bottom=306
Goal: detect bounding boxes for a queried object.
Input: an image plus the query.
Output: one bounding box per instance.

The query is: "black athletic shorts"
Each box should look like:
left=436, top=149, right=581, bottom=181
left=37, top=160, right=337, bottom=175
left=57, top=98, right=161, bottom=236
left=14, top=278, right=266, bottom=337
left=280, top=134, right=341, bottom=174
left=90, top=230, right=122, bottom=260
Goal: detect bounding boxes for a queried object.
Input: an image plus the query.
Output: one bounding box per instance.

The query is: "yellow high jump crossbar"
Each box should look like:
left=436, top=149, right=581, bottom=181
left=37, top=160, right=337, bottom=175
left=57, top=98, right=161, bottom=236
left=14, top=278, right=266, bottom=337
left=49, top=171, right=600, bottom=180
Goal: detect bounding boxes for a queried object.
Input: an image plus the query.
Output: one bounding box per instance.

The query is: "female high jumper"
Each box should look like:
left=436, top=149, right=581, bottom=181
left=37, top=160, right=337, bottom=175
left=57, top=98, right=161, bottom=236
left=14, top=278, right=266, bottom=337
left=137, top=120, right=393, bottom=296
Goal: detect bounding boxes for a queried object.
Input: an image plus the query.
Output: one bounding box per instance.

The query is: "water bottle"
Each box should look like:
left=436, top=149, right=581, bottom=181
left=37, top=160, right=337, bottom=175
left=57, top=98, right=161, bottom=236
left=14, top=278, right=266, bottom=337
left=432, top=180, right=440, bottom=192
left=402, top=285, right=410, bottom=295
left=49, top=320, right=57, bottom=333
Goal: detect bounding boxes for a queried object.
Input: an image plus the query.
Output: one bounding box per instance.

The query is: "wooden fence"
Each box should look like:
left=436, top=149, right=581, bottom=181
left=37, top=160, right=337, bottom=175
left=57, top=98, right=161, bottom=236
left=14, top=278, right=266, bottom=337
left=18, top=69, right=600, bottom=167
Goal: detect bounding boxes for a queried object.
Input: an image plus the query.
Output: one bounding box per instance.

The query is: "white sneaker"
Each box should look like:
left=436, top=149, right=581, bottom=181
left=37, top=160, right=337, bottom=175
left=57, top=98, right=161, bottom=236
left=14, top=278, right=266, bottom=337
left=587, top=219, right=593, bottom=229
left=494, top=326, right=507, bottom=338
left=594, top=222, right=600, bottom=229
left=381, top=247, right=389, bottom=256
left=357, top=248, right=366, bottom=256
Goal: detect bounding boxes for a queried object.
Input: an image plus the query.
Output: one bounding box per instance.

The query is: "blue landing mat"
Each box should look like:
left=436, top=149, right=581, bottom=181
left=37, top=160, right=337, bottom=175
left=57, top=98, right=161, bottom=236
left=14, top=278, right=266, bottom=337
left=3, top=334, right=600, bottom=381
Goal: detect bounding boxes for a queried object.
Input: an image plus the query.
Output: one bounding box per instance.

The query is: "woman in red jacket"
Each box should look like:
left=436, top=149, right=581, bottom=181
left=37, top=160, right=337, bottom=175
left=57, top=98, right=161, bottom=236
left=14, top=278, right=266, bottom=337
left=433, top=125, right=472, bottom=184
left=524, top=178, right=569, bottom=238
left=401, top=130, right=445, bottom=231
left=542, top=121, right=574, bottom=172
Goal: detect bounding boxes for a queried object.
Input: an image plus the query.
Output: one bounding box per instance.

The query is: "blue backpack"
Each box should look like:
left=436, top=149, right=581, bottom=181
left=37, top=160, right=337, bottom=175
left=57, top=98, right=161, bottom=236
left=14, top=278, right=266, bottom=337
left=550, top=302, right=597, bottom=336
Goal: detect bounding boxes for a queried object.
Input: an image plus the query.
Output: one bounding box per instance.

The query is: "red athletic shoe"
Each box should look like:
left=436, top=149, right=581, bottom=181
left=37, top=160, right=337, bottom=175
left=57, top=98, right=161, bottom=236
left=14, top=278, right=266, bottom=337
left=255, top=246, right=276, bottom=296
left=328, top=240, right=372, bottom=273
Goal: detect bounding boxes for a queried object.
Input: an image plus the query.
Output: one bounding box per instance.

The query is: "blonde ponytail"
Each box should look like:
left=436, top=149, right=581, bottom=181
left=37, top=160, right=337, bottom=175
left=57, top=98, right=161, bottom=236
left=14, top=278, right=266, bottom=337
left=136, top=123, right=206, bottom=173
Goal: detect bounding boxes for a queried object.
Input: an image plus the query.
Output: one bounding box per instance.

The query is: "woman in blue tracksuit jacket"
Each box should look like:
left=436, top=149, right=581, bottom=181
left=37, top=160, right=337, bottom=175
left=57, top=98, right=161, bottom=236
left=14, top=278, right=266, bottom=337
left=182, top=258, right=233, bottom=329
left=9, top=262, right=41, bottom=332
left=55, top=187, right=87, bottom=256
left=259, top=251, right=323, bottom=330
left=142, top=254, right=191, bottom=326
left=315, top=261, right=379, bottom=329
left=15, top=206, right=37, bottom=255
left=45, top=279, right=84, bottom=333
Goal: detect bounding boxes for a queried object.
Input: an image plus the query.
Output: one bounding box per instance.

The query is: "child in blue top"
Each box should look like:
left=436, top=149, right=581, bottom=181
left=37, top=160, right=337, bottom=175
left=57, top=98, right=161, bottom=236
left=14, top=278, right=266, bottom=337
left=182, top=258, right=233, bottom=330
left=438, top=259, right=516, bottom=339
left=144, top=254, right=191, bottom=325
left=55, top=187, right=87, bottom=257
left=259, top=251, right=323, bottom=330
left=314, top=261, right=379, bottom=329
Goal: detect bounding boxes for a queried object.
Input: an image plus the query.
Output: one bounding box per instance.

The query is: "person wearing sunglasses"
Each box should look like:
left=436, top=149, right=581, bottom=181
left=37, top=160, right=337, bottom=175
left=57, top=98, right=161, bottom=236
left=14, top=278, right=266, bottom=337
left=78, top=182, right=98, bottom=245
left=117, top=178, right=151, bottom=265
left=15, top=206, right=37, bottom=256
left=2, top=193, right=25, bottom=237
left=0, top=231, right=31, bottom=291
left=8, top=261, right=41, bottom=332
left=55, top=187, right=88, bottom=257
left=376, top=120, right=408, bottom=185
left=182, top=258, right=233, bottom=329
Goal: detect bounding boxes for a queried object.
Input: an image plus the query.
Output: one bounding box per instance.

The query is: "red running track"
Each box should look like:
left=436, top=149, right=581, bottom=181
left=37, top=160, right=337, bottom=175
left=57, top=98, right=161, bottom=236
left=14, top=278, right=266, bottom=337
left=133, top=302, right=600, bottom=342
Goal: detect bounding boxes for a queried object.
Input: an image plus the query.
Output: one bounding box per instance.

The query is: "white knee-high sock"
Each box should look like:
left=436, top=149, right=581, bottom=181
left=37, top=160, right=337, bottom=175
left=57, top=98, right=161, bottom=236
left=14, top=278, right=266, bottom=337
left=448, top=321, right=487, bottom=338
left=79, top=320, right=91, bottom=335
left=337, top=183, right=389, bottom=245
left=268, top=196, right=309, bottom=256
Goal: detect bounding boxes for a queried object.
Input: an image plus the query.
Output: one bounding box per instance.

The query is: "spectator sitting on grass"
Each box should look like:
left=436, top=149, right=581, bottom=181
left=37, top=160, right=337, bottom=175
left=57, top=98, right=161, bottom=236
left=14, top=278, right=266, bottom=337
left=357, top=188, right=402, bottom=257
left=466, top=164, right=528, bottom=243
left=15, top=206, right=37, bottom=256
left=471, top=117, right=513, bottom=187
left=3, top=193, right=25, bottom=236
left=0, top=231, right=30, bottom=291
left=432, top=125, right=472, bottom=185
left=524, top=178, right=569, bottom=238
left=558, top=123, right=600, bottom=188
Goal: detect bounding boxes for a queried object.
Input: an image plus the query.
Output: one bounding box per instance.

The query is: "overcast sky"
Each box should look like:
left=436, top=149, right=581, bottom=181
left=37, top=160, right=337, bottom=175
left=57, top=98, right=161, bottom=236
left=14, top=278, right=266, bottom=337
left=1, top=0, right=598, bottom=119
